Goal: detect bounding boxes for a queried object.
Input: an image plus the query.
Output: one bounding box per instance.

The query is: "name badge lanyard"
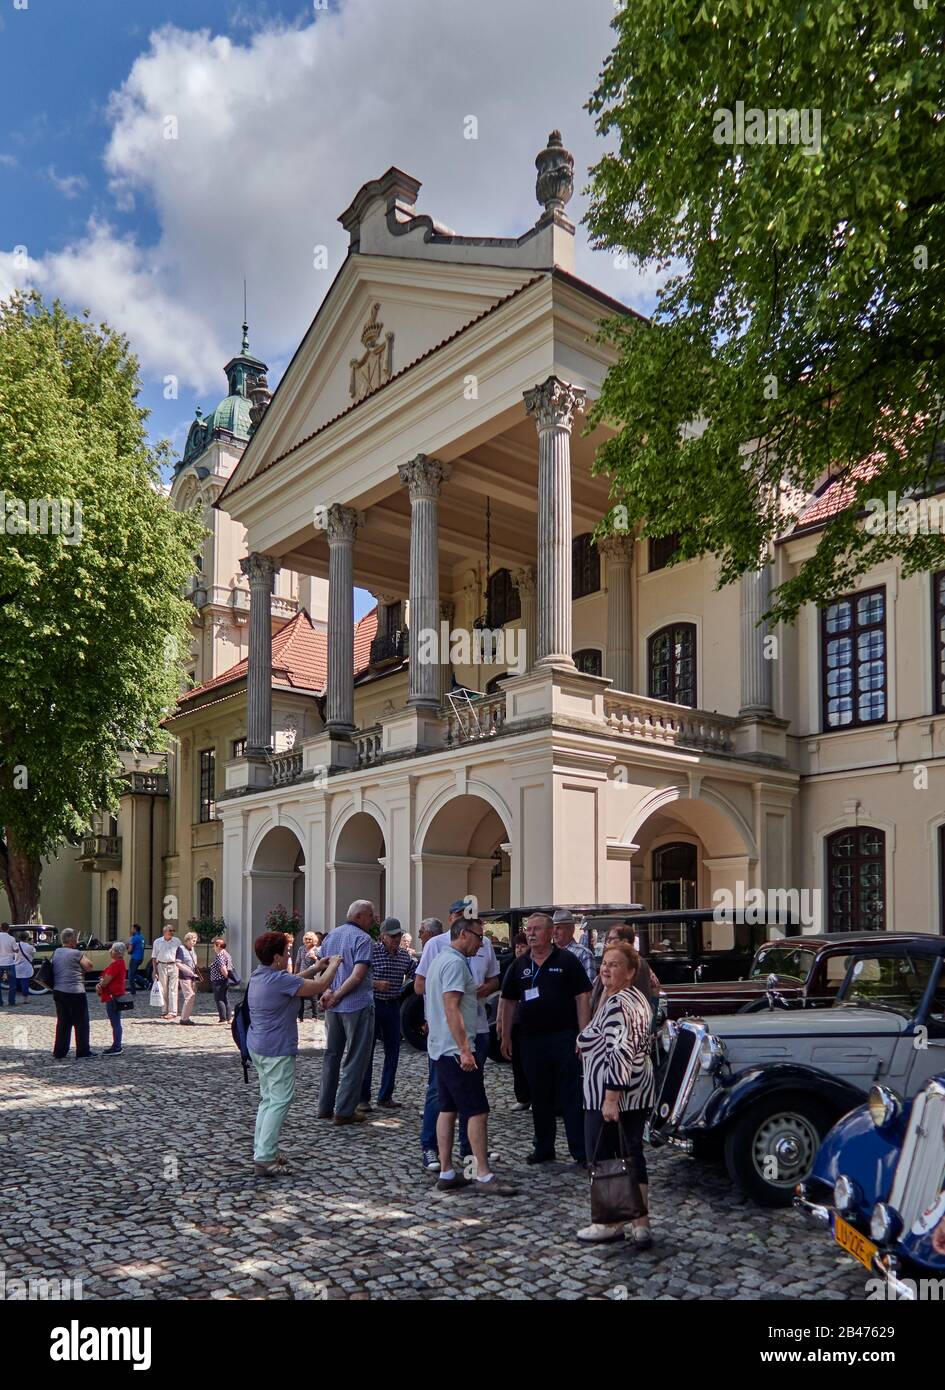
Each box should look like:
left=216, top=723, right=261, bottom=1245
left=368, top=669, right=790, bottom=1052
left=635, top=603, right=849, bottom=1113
left=525, top=957, right=547, bottom=1000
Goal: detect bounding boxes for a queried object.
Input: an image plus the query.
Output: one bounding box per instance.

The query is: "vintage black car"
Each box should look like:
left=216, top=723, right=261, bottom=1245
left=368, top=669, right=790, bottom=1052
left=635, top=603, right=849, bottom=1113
left=660, top=931, right=905, bottom=1020
left=623, top=908, right=795, bottom=989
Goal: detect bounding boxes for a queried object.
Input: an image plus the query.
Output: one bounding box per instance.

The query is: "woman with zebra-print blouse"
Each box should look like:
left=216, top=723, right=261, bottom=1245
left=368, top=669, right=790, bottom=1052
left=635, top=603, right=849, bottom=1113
left=575, top=941, right=655, bottom=1247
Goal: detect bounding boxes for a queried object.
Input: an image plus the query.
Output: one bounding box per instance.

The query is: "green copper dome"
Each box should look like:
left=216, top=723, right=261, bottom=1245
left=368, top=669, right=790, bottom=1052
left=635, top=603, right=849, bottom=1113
left=178, top=322, right=268, bottom=471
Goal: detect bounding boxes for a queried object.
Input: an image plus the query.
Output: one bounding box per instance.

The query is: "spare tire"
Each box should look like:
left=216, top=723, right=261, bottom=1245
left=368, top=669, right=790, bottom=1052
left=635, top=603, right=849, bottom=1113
left=400, top=991, right=427, bottom=1053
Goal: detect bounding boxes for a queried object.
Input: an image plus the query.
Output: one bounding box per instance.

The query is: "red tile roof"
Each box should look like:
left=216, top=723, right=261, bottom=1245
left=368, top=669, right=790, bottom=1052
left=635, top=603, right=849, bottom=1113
left=790, top=457, right=882, bottom=531
left=178, top=609, right=328, bottom=706
left=175, top=604, right=382, bottom=716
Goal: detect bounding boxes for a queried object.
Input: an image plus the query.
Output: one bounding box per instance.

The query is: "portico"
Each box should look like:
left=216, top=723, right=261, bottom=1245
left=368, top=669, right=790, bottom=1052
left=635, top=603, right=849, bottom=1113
left=214, top=134, right=797, bottom=976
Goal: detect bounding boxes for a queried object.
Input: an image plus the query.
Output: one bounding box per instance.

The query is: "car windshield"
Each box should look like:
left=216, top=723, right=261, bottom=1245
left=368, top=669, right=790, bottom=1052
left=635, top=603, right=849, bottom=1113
left=836, top=952, right=937, bottom=1016
left=750, top=946, right=816, bottom=983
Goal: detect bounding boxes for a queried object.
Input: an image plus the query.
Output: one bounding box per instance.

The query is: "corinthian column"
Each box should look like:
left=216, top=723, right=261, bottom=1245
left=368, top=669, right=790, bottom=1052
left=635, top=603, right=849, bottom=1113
left=325, top=505, right=360, bottom=732
left=599, top=536, right=634, bottom=692
left=740, top=562, right=773, bottom=714
left=398, top=455, right=450, bottom=708
left=240, top=552, right=280, bottom=754
left=512, top=566, right=537, bottom=673
left=524, top=376, right=586, bottom=666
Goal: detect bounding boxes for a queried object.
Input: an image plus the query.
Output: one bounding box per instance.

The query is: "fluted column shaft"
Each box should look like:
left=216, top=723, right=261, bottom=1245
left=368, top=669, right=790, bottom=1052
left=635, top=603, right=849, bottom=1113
left=524, top=376, right=586, bottom=667
left=240, top=552, right=280, bottom=754
left=436, top=600, right=455, bottom=706
left=740, top=562, right=773, bottom=714
left=399, top=455, right=449, bottom=708
left=512, top=567, right=537, bottom=673
left=325, top=505, right=360, bottom=732
left=599, top=536, right=634, bottom=692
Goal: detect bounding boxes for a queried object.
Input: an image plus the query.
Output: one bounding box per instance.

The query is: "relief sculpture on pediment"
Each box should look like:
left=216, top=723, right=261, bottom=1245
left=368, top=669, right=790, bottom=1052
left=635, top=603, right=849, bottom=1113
left=349, top=301, right=394, bottom=401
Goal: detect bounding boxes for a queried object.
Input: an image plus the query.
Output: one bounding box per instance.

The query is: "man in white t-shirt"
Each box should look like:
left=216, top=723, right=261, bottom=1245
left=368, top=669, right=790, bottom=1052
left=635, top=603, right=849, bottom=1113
left=415, top=899, right=499, bottom=1170
left=0, top=924, right=17, bottom=1006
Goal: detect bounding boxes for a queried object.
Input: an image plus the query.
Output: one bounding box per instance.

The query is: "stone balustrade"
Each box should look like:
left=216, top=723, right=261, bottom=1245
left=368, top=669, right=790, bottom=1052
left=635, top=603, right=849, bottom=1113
left=355, top=725, right=383, bottom=768
left=445, top=692, right=507, bottom=745
left=603, top=692, right=737, bottom=754
left=270, top=748, right=303, bottom=786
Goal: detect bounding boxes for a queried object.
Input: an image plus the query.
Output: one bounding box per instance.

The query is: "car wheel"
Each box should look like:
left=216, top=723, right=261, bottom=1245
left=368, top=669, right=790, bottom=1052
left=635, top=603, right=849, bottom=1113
left=723, top=1094, right=833, bottom=1207
left=29, top=981, right=50, bottom=995
left=399, top=991, right=427, bottom=1053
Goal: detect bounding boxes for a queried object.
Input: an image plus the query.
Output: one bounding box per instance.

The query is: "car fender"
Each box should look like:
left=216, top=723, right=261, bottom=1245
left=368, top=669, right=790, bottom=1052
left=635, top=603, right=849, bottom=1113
left=808, top=1099, right=903, bottom=1197
left=697, top=1063, right=867, bottom=1133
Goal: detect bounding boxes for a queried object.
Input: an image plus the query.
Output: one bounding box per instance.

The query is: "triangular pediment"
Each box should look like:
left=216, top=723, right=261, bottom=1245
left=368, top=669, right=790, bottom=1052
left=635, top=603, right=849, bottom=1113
left=222, top=254, right=540, bottom=497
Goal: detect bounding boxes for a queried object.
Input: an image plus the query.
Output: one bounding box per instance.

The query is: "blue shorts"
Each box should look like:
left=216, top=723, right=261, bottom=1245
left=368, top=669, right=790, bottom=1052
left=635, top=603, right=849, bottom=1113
left=434, top=1054, right=489, bottom=1121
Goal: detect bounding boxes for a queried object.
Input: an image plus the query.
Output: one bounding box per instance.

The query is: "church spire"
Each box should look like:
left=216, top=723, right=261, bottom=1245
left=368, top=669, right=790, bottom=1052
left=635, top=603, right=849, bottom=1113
left=241, top=278, right=249, bottom=355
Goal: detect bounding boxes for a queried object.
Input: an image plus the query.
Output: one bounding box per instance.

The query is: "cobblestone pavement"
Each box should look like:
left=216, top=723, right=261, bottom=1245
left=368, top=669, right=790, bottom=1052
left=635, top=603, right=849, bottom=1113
left=0, top=992, right=867, bottom=1301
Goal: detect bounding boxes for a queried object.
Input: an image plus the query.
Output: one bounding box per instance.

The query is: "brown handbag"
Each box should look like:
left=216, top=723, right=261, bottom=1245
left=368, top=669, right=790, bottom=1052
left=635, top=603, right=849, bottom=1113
left=589, top=1116, right=647, bottom=1225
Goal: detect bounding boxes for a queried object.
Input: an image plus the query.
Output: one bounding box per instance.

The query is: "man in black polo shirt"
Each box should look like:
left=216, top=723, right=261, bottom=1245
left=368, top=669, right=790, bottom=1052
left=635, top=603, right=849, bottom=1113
left=498, top=912, right=591, bottom=1166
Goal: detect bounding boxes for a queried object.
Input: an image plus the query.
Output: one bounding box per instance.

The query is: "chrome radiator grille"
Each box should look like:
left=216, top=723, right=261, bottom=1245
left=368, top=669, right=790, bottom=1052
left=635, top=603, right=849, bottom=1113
left=888, top=1080, right=945, bottom=1233
left=652, top=1023, right=702, bottom=1128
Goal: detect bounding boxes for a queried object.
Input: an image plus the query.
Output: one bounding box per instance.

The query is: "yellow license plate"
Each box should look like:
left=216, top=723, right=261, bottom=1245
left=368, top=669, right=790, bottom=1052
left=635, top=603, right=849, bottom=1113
left=834, top=1214, right=878, bottom=1270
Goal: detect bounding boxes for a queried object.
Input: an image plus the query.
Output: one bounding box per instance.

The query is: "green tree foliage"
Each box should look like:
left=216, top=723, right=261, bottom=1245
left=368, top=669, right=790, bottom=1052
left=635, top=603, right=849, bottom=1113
left=586, top=0, right=945, bottom=621
left=0, top=294, right=203, bottom=920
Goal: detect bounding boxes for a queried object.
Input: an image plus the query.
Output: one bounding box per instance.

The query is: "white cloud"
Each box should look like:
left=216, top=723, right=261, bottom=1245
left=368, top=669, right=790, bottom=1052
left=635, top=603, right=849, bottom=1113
left=0, top=154, right=17, bottom=169
left=46, top=166, right=88, bottom=199
left=0, top=246, right=40, bottom=302
left=19, top=2, right=660, bottom=399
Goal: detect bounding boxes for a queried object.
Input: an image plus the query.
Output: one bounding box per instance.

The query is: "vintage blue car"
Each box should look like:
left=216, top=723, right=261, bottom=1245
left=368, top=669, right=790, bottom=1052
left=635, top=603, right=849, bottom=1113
left=795, top=1073, right=945, bottom=1297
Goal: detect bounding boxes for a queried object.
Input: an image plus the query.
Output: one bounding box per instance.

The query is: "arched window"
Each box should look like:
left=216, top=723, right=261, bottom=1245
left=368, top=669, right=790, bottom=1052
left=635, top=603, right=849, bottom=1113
left=648, top=623, right=696, bottom=707
left=572, top=534, right=600, bottom=599
left=652, top=842, right=698, bottom=911
left=573, top=648, right=602, bottom=676
left=106, top=888, right=119, bottom=943
left=826, top=828, right=885, bottom=931
left=487, top=569, right=520, bottom=627
left=198, top=878, right=214, bottom=920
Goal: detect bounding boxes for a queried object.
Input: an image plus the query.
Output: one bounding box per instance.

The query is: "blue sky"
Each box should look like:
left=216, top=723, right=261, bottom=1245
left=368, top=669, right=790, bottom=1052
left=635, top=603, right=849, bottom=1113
left=1, top=0, right=659, bottom=494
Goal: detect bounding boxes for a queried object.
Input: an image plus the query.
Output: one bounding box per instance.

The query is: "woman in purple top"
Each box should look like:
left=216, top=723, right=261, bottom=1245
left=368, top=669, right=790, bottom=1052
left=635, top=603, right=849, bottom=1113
left=247, top=931, right=341, bottom=1176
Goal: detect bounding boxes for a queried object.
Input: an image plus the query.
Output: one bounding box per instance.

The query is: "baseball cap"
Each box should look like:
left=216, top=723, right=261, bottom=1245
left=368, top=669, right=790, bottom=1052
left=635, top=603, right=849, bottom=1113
left=448, top=899, right=468, bottom=915
left=379, top=917, right=403, bottom=935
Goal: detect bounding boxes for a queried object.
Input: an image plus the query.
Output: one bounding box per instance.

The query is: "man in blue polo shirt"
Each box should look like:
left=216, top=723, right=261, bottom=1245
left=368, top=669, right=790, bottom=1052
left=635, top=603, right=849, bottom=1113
left=317, top=899, right=376, bottom=1124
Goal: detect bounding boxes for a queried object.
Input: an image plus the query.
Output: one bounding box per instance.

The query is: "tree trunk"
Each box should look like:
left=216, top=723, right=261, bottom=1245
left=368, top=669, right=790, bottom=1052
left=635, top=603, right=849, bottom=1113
left=0, top=828, right=42, bottom=922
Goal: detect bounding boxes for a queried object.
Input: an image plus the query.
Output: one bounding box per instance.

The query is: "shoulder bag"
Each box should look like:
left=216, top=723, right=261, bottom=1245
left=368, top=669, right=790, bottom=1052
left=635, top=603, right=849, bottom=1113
left=589, top=1118, right=646, bottom=1226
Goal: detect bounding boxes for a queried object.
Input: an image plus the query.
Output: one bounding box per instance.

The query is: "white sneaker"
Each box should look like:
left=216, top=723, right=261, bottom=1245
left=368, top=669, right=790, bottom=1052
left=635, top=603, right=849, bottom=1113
left=575, top=1222, right=626, bottom=1244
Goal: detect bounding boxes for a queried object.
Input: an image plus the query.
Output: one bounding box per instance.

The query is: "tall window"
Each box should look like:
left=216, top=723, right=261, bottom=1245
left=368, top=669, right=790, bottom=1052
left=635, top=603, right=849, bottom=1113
left=572, top=533, right=600, bottom=599
left=821, top=587, right=887, bottom=730
left=487, top=569, right=520, bottom=627
left=649, top=533, right=680, bottom=572
left=199, top=749, right=216, bottom=823
left=826, top=828, right=885, bottom=931
left=232, top=737, right=246, bottom=759
left=648, top=623, right=696, bottom=707
left=934, top=573, right=945, bottom=713
left=653, top=842, right=697, bottom=910
left=573, top=648, right=603, bottom=676
left=106, top=887, right=119, bottom=943
left=198, top=878, right=214, bottom=919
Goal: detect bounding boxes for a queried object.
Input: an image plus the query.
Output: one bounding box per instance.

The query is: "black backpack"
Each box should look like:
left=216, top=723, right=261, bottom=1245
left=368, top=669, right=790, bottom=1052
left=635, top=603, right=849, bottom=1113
left=231, top=991, right=252, bottom=1082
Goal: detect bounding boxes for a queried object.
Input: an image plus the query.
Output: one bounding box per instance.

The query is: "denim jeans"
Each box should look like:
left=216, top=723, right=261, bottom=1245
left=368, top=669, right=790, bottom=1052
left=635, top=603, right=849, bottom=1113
left=0, top=964, right=16, bottom=1005
left=360, top=998, right=402, bottom=1104
left=318, top=1006, right=375, bottom=1119
left=250, top=1052, right=296, bottom=1162
left=105, top=999, right=123, bottom=1049
left=16, top=975, right=31, bottom=999
left=419, top=1032, right=488, bottom=1154
left=127, top=958, right=144, bottom=993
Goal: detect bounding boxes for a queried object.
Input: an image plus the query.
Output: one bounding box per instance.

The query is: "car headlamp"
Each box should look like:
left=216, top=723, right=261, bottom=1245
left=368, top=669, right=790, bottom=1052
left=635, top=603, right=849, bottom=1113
left=868, top=1084, right=901, bottom=1130
left=658, top=1020, right=677, bottom=1055
left=834, top=1174, right=861, bottom=1214
left=869, top=1202, right=902, bottom=1245
left=698, top=1032, right=726, bottom=1072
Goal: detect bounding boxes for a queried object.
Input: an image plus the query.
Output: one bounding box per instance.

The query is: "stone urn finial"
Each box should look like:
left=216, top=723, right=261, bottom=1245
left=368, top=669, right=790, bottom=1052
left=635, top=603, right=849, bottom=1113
left=248, top=373, right=271, bottom=434
left=535, top=130, right=574, bottom=218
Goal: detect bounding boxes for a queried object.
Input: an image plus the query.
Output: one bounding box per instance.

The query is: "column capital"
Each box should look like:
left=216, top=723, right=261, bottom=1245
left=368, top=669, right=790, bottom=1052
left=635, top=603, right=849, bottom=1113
left=325, top=503, right=361, bottom=545
left=398, top=454, right=450, bottom=501
left=523, top=375, right=586, bottom=433
left=511, top=565, right=537, bottom=598
left=240, top=552, right=280, bottom=586
left=374, top=591, right=399, bottom=609
left=597, top=534, right=634, bottom=565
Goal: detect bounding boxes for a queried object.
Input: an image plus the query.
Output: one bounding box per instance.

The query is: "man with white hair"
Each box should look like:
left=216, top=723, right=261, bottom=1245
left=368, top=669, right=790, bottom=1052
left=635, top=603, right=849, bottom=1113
left=317, top=900, right=376, bottom=1124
